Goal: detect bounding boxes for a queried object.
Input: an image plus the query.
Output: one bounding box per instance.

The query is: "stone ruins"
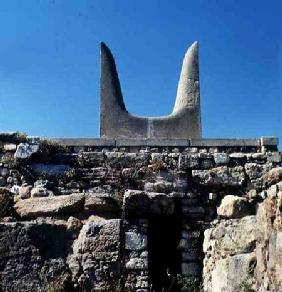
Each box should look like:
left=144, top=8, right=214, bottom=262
left=0, top=43, right=281, bottom=292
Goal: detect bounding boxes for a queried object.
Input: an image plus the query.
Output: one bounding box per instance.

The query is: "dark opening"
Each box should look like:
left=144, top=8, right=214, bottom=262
left=148, top=205, right=182, bottom=292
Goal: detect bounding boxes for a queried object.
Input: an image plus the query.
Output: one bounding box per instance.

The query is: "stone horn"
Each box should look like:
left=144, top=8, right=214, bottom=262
left=100, top=42, right=202, bottom=139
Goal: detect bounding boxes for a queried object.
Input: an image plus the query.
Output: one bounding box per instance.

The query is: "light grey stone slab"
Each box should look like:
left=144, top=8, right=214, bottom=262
left=52, top=138, right=115, bottom=147
left=190, top=138, right=260, bottom=147
left=115, top=138, right=189, bottom=147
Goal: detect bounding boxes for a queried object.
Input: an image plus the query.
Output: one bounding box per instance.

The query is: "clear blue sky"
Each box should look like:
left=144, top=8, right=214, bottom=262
left=0, top=0, right=281, bottom=142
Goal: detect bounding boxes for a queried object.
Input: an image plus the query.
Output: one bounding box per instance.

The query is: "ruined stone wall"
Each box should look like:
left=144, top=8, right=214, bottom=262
left=0, top=133, right=281, bottom=292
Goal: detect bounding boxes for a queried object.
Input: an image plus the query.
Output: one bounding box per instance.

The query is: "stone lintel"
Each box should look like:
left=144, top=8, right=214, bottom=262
left=190, top=138, right=261, bottom=147
left=52, top=138, right=115, bottom=147
left=48, top=137, right=279, bottom=148
left=115, top=139, right=189, bottom=147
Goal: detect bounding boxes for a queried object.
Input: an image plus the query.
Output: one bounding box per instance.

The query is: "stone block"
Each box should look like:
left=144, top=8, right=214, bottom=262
left=190, top=138, right=260, bottom=147
left=84, top=193, right=120, bottom=214
left=217, top=195, right=252, bottom=219
left=53, top=138, right=115, bottom=147
left=192, top=166, right=245, bottom=187
left=15, top=193, right=85, bottom=218
left=126, top=258, right=148, bottom=270
left=14, top=143, right=39, bottom=159
left=123, top=190, right=174, bottom=217
left=125, top=232, right=147, bottom=251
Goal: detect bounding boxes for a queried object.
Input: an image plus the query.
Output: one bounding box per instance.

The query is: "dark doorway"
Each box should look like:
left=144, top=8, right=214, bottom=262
left=148, top=212, right=182, bottom=292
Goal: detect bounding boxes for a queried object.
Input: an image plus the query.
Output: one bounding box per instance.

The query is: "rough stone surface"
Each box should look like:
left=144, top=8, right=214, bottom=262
left=0, top=134, right=280, bottom=291
left=0, top=220, right=72, bottom=292
left=0, top=188, right=13, bottom=218
left=14, top=143, right=39, bottom=159
left=123, top=190, right=175, bottom=216
left=192, top=166, right=245, bottom=187
left=68, top=216, right=122, bottom=291
left=217, top=195, right=252, bottom=219
left=15, top=193, right=85, bottom=218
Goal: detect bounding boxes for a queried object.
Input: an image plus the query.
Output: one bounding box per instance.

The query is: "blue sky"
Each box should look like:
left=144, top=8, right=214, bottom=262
left=0, top=0, right=281, bottom=142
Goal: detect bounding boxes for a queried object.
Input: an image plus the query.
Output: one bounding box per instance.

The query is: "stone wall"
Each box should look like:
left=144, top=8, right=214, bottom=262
left=0, top=132, right=281, bottom=291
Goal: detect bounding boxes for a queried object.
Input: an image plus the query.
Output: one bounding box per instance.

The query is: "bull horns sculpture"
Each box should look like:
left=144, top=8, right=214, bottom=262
left=100, top=41, right=201, bottom=139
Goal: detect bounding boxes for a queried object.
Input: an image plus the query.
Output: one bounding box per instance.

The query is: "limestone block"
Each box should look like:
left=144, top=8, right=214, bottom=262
left=15, top=193, right=85, bottom=218
left=84, top=193, right=120, bottom=214
left=18, top=185, right=32, bottom=199
left=209, top=253, right=255, bottom=292
left=144, top=180, right=173, bottom=193
left=245, top=163, right=272, bottom=180
left=266, top=152, right=281, bottom=163
left=192, top=166, right=245, bottom=187
left=217, top=195, right=252, bottom=219
left=3, top=143, right=17, bottom=151
left=262, top=167, right=282, bottom=186
left=125, top=258, right=148, bottom=270
left=31, top=186, right=53, bottom=198
left=14, top=143, right=39, bottom=159
left=204, top=216, right=256, bottom=254
left=178, top=153, right=199, bottom=169
left=68, top=217, right=122, bottom=290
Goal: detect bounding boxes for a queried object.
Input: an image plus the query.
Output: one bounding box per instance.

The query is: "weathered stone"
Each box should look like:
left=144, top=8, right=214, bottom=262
left=213, top=152, right=229, bottom=164
left=14, top=143, right=39, bottom=159
left=0, top=167, right=9, bottom=177
left=3, top=143, right=17, bottom=151
left=0, top=188, right=13, bottom=218
left=15, top=193, right=85, bottom=218
left=192, top=166, right=245, bottom=187
left=204, top=216, right=256, bottom=254
left=229, top=152, right=246, bottom=159
left=245, top=163, right=272, bottom=180
left=84, top=193, right=120, bottom=214
left=262, top=167, right=282, bottom=186
left=31, top=163, right=70, bottom=175
left=66, top=216, right=83, bottom=238
left=208, top=253, right=255, bottom=292
left=0, top=176, right=6, bottom=187
left=68, top=217, right=122, bottom=290
left=0, top=220, right=71, bottom=292
left=181, top=262, right=202, bottom=276
left=217, top=195, right=252, bottom=219
left=266, top=152, right=281, bottom=163
left=123, top=190, right=174, bottom=216
left=267, top=184, right=278, bottom=199
left=178, top=153, right=199, bottom=169
left=126, top=258, right=148, bottom=270
left=34, top=179, right=49, bottom=188
left=30, top=186, right=53, bottom=198
left=144, top=180, right=173, bottom=193
left=125, top=232, right=147, bottom=251
left=18, top=184, right=32, bottom=199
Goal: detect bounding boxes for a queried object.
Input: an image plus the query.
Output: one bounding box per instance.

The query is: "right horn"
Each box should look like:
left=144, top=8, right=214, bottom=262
left=173, top=41, right=200, bottom=113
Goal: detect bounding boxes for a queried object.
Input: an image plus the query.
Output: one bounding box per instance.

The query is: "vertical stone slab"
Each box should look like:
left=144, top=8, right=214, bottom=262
left=68, top=217, right=122, bottom=291
left=124, top=220, right=149, bottom=291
